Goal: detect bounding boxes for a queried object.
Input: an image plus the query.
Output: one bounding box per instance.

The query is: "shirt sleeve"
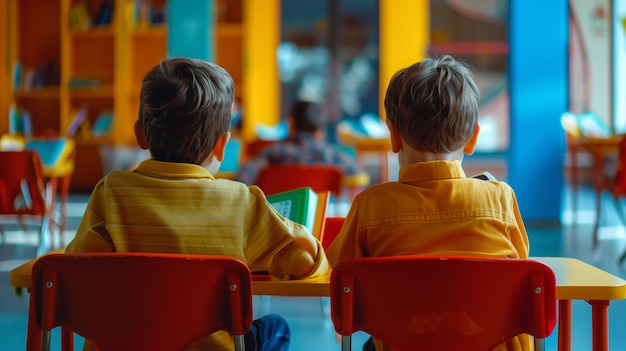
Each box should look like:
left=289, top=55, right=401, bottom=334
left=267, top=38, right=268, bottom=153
left=65, top=179, right=115, bottom=253
left=508, top=191, right=530, bottom=258
left=242, top=185, right=330, bottom=279
left=325, top=195, right=366, bottom=267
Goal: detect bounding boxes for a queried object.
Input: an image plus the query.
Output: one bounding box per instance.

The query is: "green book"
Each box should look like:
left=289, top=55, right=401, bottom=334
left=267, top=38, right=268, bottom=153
left=266, top=187, right=318, bottom=234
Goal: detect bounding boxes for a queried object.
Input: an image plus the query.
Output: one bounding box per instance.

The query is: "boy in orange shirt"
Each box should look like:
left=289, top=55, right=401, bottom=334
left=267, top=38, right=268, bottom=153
left=326, top=55, right=529, bottom=351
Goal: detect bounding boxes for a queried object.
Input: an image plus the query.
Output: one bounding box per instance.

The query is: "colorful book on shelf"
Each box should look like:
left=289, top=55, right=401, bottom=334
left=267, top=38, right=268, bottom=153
left=12, top=62, right=22, bottom=90
left=8, top=105, right=32, bottom=136
left=69, top=1, right=93, bottom=30
left=266, top=187, right=329, bottom=240
left=65, top=107, right=88, bottom=137
left=95, top=1, right=114, bottom=26
left=92, top=111, right=114, bottom=137
left=8, top=104, right=20, bottom=134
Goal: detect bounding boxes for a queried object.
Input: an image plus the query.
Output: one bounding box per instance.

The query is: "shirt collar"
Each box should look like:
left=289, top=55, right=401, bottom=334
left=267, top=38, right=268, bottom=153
left=398, top=160, right=467, bottom=183
left=133, top=159, right=216, bottom=180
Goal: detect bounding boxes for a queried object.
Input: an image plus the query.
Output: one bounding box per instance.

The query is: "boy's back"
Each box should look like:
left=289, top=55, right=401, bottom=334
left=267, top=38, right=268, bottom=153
left=326, top=160, right=528, bottom=262
left=67, top=160, right=326, bottom=279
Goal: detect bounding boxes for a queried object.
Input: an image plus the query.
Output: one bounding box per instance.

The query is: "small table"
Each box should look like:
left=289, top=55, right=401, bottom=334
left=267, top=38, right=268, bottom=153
left=566, top=135, right=621, bottom=232
left=10, top=255, right=626, bottom=351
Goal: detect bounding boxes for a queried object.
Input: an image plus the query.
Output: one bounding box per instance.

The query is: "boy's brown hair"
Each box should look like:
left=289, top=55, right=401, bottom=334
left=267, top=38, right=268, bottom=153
left=384, top=55, right=480, bottom=153
left=138, top=57, right=234, bottom=164
left=290, top=100, right=324, bottom=133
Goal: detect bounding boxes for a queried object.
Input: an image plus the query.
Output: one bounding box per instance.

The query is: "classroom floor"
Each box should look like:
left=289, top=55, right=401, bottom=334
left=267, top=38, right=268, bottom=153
left=2, top=183, right=626, bottom=350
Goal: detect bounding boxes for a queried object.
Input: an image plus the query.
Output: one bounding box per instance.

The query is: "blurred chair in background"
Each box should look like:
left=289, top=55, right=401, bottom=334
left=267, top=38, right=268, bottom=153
left=0, top=150, right=61, bottom=256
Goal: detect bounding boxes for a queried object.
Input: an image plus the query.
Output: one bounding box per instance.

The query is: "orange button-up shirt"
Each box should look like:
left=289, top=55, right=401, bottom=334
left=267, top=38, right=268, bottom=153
left=327, top=160, right=530, bottom=351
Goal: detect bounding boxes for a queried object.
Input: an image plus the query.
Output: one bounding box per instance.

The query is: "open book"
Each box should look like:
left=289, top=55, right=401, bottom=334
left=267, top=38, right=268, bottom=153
left=266, top=187, right=329, bottom=241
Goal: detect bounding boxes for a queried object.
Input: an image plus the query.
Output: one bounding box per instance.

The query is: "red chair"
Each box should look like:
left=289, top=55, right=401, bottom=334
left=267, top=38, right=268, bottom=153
left=254, top=163, right=343, bottom=196
left=321, top=217, right=345, bottom=250
left=0, top=150, right=59, bottom=256
left=29, top=252, right=253, bottom=351
left=330, top=256, right=557, bottom=351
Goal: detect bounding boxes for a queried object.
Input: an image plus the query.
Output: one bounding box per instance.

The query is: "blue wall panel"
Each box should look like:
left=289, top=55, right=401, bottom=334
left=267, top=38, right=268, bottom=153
left=168, top=0, right=213, bottom=60
left=508, top=0, right=568, bottom=221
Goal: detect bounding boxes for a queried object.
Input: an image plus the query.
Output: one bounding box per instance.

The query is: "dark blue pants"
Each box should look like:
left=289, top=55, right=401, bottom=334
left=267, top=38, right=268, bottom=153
left=245, top=314, right=290, bottom=351
left=363, top=337, right=376, bottom=351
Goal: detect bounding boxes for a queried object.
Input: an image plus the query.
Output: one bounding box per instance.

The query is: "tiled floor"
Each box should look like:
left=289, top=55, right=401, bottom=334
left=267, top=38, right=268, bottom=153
left=3, top=184, right=626, bottom=350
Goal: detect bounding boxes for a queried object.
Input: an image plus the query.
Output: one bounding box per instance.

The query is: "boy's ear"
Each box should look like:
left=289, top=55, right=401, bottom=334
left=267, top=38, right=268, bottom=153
left=212, top=132, right=231, bottom=162
left=386, top=118, right=403, bottom=153
left=134, top=121, right=148, bottom=150
left=463, top=123, right=481, bottom=155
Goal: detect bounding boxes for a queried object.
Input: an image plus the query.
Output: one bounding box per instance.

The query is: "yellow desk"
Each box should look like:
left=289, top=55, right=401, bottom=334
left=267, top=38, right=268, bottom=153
left=9, top=250, right=331, bottom=297
left=11, top=255, right=626, bottom=351
left=534, top=257, right=626, bottom=351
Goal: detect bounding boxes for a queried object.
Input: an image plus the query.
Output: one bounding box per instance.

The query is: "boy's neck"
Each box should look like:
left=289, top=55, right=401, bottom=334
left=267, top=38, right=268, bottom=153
left=397, top=148, right=465, bottom=168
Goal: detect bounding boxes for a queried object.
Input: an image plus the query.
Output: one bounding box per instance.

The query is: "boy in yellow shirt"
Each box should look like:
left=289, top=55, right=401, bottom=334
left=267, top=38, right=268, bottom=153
left=66, top=57, right=329, bottom=351
left=326, top=55, right=529, bottom=351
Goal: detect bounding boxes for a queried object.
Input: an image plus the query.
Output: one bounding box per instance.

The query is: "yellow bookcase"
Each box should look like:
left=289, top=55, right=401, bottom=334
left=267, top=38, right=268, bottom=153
left=3, top=0, right=269, bottom=190
left=3, top=0, right=169, bottom=190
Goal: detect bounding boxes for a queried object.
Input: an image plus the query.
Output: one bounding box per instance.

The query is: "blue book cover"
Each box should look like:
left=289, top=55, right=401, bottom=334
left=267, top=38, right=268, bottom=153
left=92, top=111, right=114, bottom=136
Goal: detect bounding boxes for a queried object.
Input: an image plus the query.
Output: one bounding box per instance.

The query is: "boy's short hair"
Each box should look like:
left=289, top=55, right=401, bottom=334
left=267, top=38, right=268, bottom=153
left=290, top=100, right=324, bottom=133
left=384, top=55, right=480, bottom=153
left=138, top=57, right=234, bottom=164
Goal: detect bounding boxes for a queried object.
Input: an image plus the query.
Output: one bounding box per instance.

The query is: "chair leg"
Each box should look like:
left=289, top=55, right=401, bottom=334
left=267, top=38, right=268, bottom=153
left=36, top=214, right=52, bottom=257
left=612, top=196, right=626, bottom=263
left=41, top=330, right=51, bottom=351
left=234, top=334, right=246, bottom=351
left=341, top=335, right=351, bottom=351
left=61, top=327, right=74, bottom=351
left=593, top=193, right=603, bottom=248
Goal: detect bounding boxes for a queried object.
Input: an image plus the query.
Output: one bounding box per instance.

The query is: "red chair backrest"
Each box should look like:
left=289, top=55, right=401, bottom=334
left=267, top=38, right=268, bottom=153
left=0, top=150, right=47, bottom=215
left=322, top=217, right=345, bottom=250
left=330, top=256, right=557, bottom=351
left=30, top=253, right=253, bottom=351
left=613, top=136, right=626, bottom=195
left=254, top=163, right=343, bottom=196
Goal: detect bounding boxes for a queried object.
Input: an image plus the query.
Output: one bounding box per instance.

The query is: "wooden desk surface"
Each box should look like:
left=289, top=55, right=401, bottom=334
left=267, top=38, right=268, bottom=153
left=10, top=253, right=626, bottom=301
left=569, top=135, right=622, bottom=148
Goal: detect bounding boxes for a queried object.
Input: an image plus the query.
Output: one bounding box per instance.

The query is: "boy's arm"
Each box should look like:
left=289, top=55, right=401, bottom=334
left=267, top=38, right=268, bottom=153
left=243, top=186, right=330, bottom=279
left=509, top=192, right=530, bottom=258
left=325, top=198, right=365, bottom=267
left=65, top=181, right=115, bottom=253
